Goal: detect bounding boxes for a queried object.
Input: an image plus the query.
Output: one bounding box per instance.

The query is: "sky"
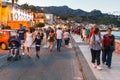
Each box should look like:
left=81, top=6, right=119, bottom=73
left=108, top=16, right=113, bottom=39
left=17, top=0, right=120, bottom=15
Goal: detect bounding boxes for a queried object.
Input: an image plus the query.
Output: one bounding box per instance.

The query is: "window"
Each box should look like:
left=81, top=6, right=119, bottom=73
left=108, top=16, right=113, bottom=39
left=10, top=31, right=17, bottom=37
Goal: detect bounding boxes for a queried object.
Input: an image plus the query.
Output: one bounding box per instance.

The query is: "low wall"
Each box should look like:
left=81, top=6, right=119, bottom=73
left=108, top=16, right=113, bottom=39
left=115, top=40, right=120, bottom=54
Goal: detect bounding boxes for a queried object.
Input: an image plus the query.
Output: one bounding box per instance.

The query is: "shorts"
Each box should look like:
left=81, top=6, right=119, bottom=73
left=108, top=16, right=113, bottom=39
left=36, top=45, right=40, bottom=51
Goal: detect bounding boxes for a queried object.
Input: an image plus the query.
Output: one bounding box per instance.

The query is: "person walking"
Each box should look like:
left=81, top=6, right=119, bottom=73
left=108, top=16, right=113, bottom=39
left=40, top=29, right=44, bottom=41
left=56, top=27, right=63, bottom=52
left=82, top=27, right=87, bottom=42
left=31, top=33, right=41, bottom=59
left=46, top=27, right=51, bottom=39
left=24, top=29, right=33, bottom=58
left=86, top=28, right=90, bottom=42
left=63, top=29, right=70, bottom=47
left=90, top=28, right=102, bottom=70
left=89, top=24, right=97, bottom=38
left=102, top=28, right=115, bottom=69
left=89, top=24, right=97, bottom=69
left=48, top=29, right=55, bottom=52
left=17, top=24, right=26, bottom=56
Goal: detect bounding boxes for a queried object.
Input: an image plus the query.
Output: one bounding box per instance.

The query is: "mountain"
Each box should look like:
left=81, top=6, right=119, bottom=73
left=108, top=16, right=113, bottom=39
left=21, top=4, right=120, bottom=26
left=36, top=6, right=104, bottom=16
left=40, top=6, right=88, bottom=16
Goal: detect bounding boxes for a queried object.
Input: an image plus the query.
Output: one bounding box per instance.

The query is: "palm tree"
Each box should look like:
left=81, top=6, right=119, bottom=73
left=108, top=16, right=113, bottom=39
left=21, top=3, right=29, bottom=10
left=7, top=0, right=19, bottom=7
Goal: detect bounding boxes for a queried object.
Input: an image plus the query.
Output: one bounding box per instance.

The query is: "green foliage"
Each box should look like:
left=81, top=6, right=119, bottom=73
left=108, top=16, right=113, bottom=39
left=30, top=27, right=35, bottom=32
left=34, top=23, right=45, bottom=28
left=29, top=6, right=37, bottom=12
left=68, top=15, right=120, bottom=27
left=21, top=3, right=37, bottom=12
left=21, top=3, right=29, bottom=10
left=20, top=4, right=120, bottom=27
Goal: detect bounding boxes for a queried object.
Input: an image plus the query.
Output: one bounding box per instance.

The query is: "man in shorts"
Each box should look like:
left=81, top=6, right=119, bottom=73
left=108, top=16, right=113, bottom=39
left=17, top=24, right=26, bottom=56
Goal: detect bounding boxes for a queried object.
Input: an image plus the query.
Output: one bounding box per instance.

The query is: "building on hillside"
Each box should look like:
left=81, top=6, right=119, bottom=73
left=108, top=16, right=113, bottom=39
left=33, top=13, right=54, bottom=25
left=33, top=12, right=45, bottom=24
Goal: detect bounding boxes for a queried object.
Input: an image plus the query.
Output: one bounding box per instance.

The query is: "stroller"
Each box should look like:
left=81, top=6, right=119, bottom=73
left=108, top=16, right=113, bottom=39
left=7, top=40, right=21, bottom=61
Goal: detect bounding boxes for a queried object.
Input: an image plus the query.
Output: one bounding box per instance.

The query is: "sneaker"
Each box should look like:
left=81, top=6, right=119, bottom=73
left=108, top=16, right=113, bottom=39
left=36, top=54, right=39, bottom=59
left=92, top=63, right=96, bottom=68
left=22, top=53, right=25, bottom=56
left=97, top=66, right=102, bottom=70
left=27, top=55, right=31, bottom=59
left=108, top=67, right=111, bottom=69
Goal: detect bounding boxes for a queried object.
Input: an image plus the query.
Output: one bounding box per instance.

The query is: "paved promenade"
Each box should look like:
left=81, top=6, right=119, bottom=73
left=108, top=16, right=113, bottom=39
left=72, top=34, right=120, bottom=80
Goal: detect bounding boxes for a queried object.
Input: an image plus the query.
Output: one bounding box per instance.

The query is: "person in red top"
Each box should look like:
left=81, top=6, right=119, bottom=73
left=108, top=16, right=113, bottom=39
left=89, top=24, right=97, bottom=38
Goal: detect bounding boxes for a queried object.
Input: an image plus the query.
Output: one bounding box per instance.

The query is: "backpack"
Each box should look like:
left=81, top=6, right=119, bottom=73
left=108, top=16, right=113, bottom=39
left=93, top=34, right=101, bottom=43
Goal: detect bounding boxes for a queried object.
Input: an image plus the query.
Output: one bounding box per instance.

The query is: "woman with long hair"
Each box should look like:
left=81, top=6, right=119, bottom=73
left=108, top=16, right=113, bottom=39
left=48, top=29, right=55, bottom=52
left=90, top=28, right=102, bottom=70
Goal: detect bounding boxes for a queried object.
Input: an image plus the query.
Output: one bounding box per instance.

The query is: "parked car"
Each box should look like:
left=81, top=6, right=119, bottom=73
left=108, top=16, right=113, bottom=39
left=0, top=29, right=18, bottom=50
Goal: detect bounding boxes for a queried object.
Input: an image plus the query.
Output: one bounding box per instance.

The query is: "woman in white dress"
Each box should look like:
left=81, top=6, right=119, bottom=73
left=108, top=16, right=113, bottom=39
left=24, top=29, right=33, bottom=58
left=82, top=27, right=87, bottom=42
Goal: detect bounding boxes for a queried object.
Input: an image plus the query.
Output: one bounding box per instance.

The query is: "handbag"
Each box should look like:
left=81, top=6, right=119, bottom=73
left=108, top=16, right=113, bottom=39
left=110, top=45, right=115, bottom=51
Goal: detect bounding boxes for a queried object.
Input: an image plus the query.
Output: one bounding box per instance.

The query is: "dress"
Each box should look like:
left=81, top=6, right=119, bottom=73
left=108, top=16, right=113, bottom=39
left=24, top=32, right=33, bottom=47
left=49, top=33, right=55, bottom=42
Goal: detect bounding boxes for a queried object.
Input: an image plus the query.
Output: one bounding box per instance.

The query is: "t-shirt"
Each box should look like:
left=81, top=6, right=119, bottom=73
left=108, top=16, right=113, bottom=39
left=17, top=29, right=26, bottom=40
left=86, top=29, right=90, bottom=36
left=34, top=37, right=41, bottom=46
left=63, top=32, right=70, bottom=39
left=90, top=35, right=102, bottom=50
left=103, top=34, right=115, bottom=47
left=90, top=29, right=94, bottom=38
left=56, top=29, right=63, bottom=39
left=46, top=30, right=50, bottom=37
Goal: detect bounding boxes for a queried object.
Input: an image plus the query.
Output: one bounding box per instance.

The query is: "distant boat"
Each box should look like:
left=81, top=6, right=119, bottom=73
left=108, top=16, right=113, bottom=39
left=99, top=27, right=107, bottom=31
left=112, top=27, right=120, bottom=31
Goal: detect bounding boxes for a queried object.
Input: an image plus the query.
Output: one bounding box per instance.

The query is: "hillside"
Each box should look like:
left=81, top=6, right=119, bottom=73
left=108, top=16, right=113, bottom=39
left=21, top=4, right=120, bottom=26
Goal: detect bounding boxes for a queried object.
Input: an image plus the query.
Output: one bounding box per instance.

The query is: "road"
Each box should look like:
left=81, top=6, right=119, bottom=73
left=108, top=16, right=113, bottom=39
left=0, top=43, right=84, bottom=80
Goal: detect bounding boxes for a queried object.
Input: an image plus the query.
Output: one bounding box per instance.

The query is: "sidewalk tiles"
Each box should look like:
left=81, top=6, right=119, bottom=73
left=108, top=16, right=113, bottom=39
left=72, top=34, right=120, bottom=80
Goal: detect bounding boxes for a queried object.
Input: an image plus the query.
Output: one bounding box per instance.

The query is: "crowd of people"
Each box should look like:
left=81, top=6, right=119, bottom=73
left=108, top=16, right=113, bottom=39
left=9, top=23, right=115, bottom=70
left=10, top=24, right=71, bottom=60
left=73, top=24, right=115, bottom=70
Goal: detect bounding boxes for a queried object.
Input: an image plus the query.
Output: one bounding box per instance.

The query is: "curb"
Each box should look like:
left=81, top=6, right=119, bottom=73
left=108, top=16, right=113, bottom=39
left=71, top=34, right=97, bottom=80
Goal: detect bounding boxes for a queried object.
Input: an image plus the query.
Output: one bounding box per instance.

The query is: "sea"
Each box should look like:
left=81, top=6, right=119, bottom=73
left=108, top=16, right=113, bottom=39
left=101, top=31, right=120, bottom=40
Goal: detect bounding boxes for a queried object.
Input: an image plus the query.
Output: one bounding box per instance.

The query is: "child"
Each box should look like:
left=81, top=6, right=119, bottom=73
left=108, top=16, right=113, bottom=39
left=32, top=33, right=41, bottom=59
left=10, top=41, right=18, bottom=57
left=7, top=41, right=19, bottom=61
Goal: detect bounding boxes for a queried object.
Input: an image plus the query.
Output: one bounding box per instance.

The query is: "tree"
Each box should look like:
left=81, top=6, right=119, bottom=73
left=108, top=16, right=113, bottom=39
left=29, top=5, right=37, bottom=12
left=7, top=0, right=18, bottom=7
left=21, top=3, right=29, bottom=10
left=34, top=23, right=45, bottom=28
